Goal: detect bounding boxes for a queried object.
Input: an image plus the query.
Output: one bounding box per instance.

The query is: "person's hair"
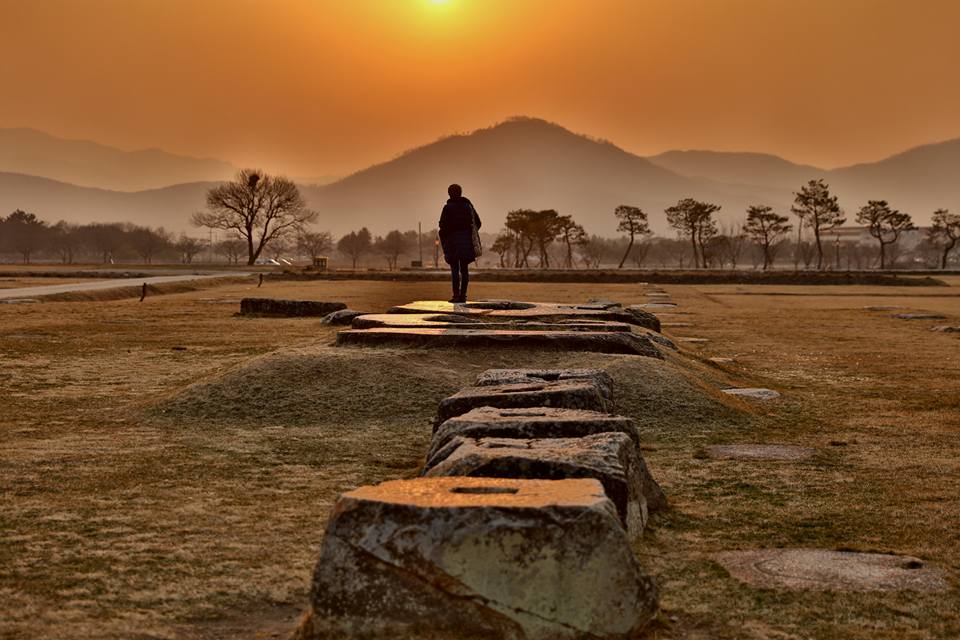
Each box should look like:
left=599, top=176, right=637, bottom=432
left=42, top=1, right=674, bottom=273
left=448, top=183, right=462, bottom=198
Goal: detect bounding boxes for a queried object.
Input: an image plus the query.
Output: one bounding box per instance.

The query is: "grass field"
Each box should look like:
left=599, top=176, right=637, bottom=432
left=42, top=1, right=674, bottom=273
left=1, top=276, right=958, bottom=639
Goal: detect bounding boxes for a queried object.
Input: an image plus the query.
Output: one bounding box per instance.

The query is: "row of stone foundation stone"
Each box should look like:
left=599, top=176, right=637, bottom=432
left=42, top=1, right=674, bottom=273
left=294, top=368, right=666, bottom=640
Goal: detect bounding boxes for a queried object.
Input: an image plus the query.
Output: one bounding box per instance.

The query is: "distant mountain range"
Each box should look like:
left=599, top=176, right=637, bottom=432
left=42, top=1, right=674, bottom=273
left=0, top=128, right=236, bottom=191
left=0, top=118, right=957, bottom=236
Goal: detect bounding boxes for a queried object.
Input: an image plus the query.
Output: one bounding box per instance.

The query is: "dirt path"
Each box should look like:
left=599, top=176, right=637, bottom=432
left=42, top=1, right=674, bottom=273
left=0, top=272, right=251, bottom=300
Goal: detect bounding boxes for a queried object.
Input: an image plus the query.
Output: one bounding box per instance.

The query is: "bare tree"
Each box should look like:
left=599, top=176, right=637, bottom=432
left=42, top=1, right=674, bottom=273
left=792, top=179, right=845, bottom=270
left=665, top=198, right=720, bottom=268
left=128, top=226, right=172, bottom=264
left=175, top=235, right=207, bottom=264
left=491, top=231, right=514, bottom=268
left=375, top=230, right=411, bottom=270
left=49, top=221, right=81, bottom=264
left=192, top=169, right=317, bottom=266
left=744, top=205, right=792, bottom=270
left=216, top=237, right=247, bottom=264
left=613, top=205, right=650, bottom=268
left=928, top=208, right=960, bottom=269
left=855, top=200, right=915, bottom=269
left=578, top=235, right=604, bottom=269
left=297, top=230, right=333, bottom=260
left=556, top=214, right=587, bottom=268
left=337, top=228, right=372, bottom=268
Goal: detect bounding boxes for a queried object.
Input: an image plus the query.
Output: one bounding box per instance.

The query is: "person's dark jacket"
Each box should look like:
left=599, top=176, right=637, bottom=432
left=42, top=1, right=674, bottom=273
left=439, top=196, right=481, bottom=264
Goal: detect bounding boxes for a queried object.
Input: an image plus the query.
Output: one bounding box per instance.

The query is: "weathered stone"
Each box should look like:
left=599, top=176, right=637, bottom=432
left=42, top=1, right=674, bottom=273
left=647, top=333, right=678, bottom=351
left=722, top=387, right=781, bottom=400
left=706, top=444, right=815, bottom=461
left=429, top=406, right=640, bottom=460
left=388, top=300, right=662, bottom=331
left=865, top=305, right=901, bottom=311
left=351, top=314, right=632, bottom=332
left=892, top=313, right=947, bottom=320
left=321, top=309, right=365, bottom=325
left=677, top=337, right=708, bottom=344
left=585, top=298, right=623, bottom=309
left=423, top=433, right=661, bottom=536
left=435, top=380, right=611, bottom=425
left=931, top=325, right=960, bottom=333
left=474, top=368, right=615, bottom=405
left=337, top=328, right=663, bottom=358
left=630, top=302, right=677, bottom=311
left=715, top=549, right=948, bottom=592
left=661, top=322, right=692, bottom=328
left=239, top=298, right=346, bottom=317
left=296, top=477, right=659, bottom=640
left=708, top=357, right=735, bottom=364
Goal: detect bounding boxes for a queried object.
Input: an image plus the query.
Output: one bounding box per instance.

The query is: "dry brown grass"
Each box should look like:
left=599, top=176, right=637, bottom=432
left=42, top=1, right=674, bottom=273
left=1, top=277, right=958, bottom=639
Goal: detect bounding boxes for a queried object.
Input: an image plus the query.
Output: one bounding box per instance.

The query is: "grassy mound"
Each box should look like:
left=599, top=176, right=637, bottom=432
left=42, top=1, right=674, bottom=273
left=148, top=345, right=753, bottom=443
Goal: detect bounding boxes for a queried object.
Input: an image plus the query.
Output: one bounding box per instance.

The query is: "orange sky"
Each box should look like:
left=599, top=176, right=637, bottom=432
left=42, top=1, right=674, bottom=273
left=3, top=0, right=960, bottom=177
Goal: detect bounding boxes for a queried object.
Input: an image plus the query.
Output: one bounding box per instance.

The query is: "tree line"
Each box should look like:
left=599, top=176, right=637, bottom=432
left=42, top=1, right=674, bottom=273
left=3, top=170, right=959, bottom=269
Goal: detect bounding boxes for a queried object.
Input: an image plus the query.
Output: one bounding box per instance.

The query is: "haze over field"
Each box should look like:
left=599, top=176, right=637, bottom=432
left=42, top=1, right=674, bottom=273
left=1, top=118, right=959, bottom=235
left=1, top=0, right=958, bottom=235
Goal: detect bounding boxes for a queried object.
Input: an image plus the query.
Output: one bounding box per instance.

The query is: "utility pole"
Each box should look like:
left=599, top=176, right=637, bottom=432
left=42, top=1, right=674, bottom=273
left=418, top=221, right=423, bottom=266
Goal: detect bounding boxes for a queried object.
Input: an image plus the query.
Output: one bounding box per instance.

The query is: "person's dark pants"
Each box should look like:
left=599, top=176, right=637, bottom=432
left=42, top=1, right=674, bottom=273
left=451, top=259, right=470, bottom=298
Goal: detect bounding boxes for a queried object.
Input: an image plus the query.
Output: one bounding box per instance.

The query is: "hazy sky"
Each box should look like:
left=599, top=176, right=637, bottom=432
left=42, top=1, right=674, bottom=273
left=3, top=0, right=959, bottom=177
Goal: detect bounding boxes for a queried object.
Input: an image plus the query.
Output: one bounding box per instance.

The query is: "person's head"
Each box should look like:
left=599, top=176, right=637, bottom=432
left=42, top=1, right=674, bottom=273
left=447, top=183, right=462, bottom=198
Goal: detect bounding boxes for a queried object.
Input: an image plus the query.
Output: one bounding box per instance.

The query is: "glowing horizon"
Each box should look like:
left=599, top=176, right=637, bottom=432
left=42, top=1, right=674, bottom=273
left=2, top=0, right=959, bottom=176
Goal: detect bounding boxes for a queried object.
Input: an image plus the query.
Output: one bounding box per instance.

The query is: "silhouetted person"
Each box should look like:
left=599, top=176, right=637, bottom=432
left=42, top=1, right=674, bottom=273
left=439, top=183, right=481, bottom=303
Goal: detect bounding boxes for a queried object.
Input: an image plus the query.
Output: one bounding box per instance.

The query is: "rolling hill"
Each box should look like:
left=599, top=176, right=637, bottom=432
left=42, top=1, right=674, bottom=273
left=0, top=128, right=236, bottom=191
left=0, top=118, right=957, bottom=235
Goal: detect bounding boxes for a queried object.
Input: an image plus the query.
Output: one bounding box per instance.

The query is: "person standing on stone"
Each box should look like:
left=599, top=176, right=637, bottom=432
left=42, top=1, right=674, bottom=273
left=438, top=183, right=481, bottom=303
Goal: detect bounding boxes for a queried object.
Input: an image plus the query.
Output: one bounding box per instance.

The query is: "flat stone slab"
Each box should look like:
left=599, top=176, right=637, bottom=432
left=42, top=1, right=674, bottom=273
left=351, top=313, right=632, bottom=332
left=931, top=325, right=960, bottom=333
left=715, top=549, right=948, bottom=592
left=429, top=406, right=640, bottom=461
left=296, top=477, right=658, bottom=640
left=633, top=302, right=678, bottom=309
left=436, top=380, right=612, bottom=426
left=475, top=368, right=615, bottom=405
left=239, top=298, right=346, bottom=317
left=865, top=305, right=902, bottom=311
left=677, top=337, right=709, bottom=344
left=389, top=300, right=661, bottom=332
left=892, top=313, right=948, bottom=320
left=706, top=444, right=815, bottom=461
left=661, top=322, right=692, bottom=328
left=423, top=433, right=663, bottom=536
left=337, top=328, right=662, bottom=358
left=708, top=357, right=735, bottom=364
left=723, top=387, right=780, bottom=400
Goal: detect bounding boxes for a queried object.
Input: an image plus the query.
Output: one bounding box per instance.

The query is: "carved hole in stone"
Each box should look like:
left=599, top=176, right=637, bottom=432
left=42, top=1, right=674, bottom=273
left=903, top=560, right=924, bottom=570
left=450, top=486, right=519, bottom=495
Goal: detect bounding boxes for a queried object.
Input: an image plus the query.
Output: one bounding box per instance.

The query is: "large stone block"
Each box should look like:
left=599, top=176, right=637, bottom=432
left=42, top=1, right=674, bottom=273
left=423, top=433, right=658, bottom=537
left=295, top=477, right=658, bottom=640
left=336, top=327, right=663, bottom=358
left=474, top=368, right=615, bottom=405
left=351, top=313, right=632, bottom=332
left=387, top=300, right=661, bottom=332
left=239, top=298, right=346, bottom=317
left=435, top=380, right=611, bottom=426
left=429, top=407, right=640, bottom=460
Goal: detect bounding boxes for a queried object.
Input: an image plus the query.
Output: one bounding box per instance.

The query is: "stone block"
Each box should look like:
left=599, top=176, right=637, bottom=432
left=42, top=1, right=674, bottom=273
left=474, top=368, right=615, bottom=405
left=423, top=433, right=661, bottom=536
left=435, top=380, right=611, bottom=426
left=295, top=477, right=658, bottom=640
left=239, top=298, right=346, bottom=317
